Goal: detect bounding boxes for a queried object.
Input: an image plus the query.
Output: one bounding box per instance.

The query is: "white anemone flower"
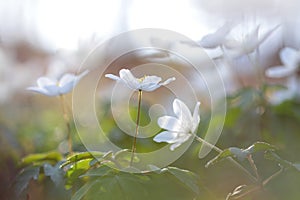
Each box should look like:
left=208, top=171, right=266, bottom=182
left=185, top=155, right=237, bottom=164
left=27, top=70, right=89, bottom=96
left=224, top=25, right=279, bottom=57
left=199, top=22, right=234, bottom=49
left=105, top=69, right=175, bottom=92
left=153, top=99, right=200, bottom=151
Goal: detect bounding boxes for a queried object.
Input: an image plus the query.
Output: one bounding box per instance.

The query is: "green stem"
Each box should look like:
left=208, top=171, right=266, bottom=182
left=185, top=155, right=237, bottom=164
left=130, top=90, right=142, bottom=166
left=59, top=95, right=72, bottom=154
left=247, top=154, right=261, bottom=182
left=194, top=135, right=257, bottom=182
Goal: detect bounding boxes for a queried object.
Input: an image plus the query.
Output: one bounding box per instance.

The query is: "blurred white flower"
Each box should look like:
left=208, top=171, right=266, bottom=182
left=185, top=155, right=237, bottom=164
left=153, top=99, right=200, bottom=151
left=199, top=22, right=234, bottom=49
left=27, top=70, right=89, bottom=96
left=265, top=47, right=300, bottom=103
left=224, top=25, right=280, bottom=57
left=105, top=69, right=175, bottom=92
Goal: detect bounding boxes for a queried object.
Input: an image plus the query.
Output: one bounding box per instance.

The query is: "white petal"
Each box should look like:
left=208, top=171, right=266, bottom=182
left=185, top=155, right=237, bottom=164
left=37, top=77, right=56, bottom=87
left=192, top=102, right=201, bottom=133
left=258, top=25, right=280, bottom=45
left=153, top=131, right=179, bottom=143
left=160, top=77, right=176, bottom=86
left=43, top=85, right=60, bottom=96
left=27, top=86, right=59, bottom=96
left=173, top=99, right=193, bottom=128
left=280, top=47, right=300, bottom=68
left=157, top=116, right=185, bottom=132
left=169, top=134, right=191, bottom=151
left=265, top=65, right=295, bottom=78
left=140, top=75, right=162, bottom=91
left=105, top=74, right=121, bottom=81
left=199, top=23, right=233, bottom=48
left=119, top=69, right=140, bottom=90
left=58, top=70, right=88, bottom=94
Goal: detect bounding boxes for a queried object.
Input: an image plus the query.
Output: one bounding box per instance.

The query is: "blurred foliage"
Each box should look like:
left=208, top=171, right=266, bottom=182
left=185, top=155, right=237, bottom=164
left=2, top=85, right=300, bottom=200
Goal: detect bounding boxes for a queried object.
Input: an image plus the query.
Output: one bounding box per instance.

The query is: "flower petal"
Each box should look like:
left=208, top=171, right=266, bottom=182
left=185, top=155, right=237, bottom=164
left=27, top=86, right=59, bottom=96
left=170, top=134, right=191, bottom=151
left=105, top=74, right=121, bottom=81
left=280, top=47, right=300, bottom=68
left=140, top=75, right=162, bottom=91
left=173, top=99, right=193, bottom=128
left=265, top=65, right=295, bottom=78
left=119, top=69, right=140, bottom=90
left=59, top=70, right=89, bottom=94
left=157, top=116, right=185, bottom=132
left=160, top=77, right=176, bottom=86
left=199, top=22, right=233, bottom=48
left=37, top=77, right=56, bottom=87
left=153, top=131, right=179, bottom=143
left=192, top=102, right=201, bottom=133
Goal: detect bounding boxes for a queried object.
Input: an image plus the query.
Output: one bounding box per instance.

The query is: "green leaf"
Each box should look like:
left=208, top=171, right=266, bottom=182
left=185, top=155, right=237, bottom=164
left=44, top=162, right=64, bottom=186
left=72, top=173, right=150, bottom=200
left=65, top=159, right=92, bottom=189
left=206, top=142, right=276, bottom=168
left=166, top=167, right=200, bottom=195
left=61, top=151, right=106, bottom=168
left=71, top=179, right=99, bottom=200
left=80, top=165, right=113, bottom=178
left=14, top=166, right=40, bottom=196
left=205, top=147, right=240, bottom=167
left=265, top=151, right=300, bottom=172
left=245, top=142, right=275, bottom=154
left=21, top=151, right=62, bottom=166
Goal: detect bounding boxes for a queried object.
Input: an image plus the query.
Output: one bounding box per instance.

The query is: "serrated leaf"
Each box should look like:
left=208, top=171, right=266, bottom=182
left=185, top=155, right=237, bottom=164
left=44, top=162, right=64, bottom=186
left=166, top=167, right=200, bottom=195
left=21, top=151, right=62, bottom=166
left=14, top=166, right=40, bottom=196
left=245, top=142, right=275, bottom=154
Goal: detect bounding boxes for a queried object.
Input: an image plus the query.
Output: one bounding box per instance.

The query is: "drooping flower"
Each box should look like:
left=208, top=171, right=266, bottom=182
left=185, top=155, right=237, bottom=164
left=153, top=99, right=200, bottom=151
left=27, top=70, right=89, bottom=96
left=105, top=69, right=175, bottom=92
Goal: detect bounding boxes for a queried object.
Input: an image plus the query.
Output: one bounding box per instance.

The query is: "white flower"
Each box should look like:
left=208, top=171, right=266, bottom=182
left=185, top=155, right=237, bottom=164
left=27, top=70, right=89, bottom=96
left=224, top=25, right=279, bottom=57
left=153, top=99, right=200, bottom=151
left=105, top=69, right=175, bottom=92
left=199, top=22, right=234, bottom=49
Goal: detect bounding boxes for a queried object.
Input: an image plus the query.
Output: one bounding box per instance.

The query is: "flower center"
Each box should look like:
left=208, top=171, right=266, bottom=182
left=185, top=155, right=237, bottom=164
left=137, top=75, right=147, bottom=83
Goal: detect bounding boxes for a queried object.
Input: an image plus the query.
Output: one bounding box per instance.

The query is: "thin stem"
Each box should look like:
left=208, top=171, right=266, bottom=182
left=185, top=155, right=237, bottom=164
left=59, top=95, right=72, bottom=154
left=247, top=154, right=261, bottom=182
left=194, top=135, right=257, bottom=182
left=262, top=166, right=283, bottom=186
left=130, top=90, right=142, bottom=166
